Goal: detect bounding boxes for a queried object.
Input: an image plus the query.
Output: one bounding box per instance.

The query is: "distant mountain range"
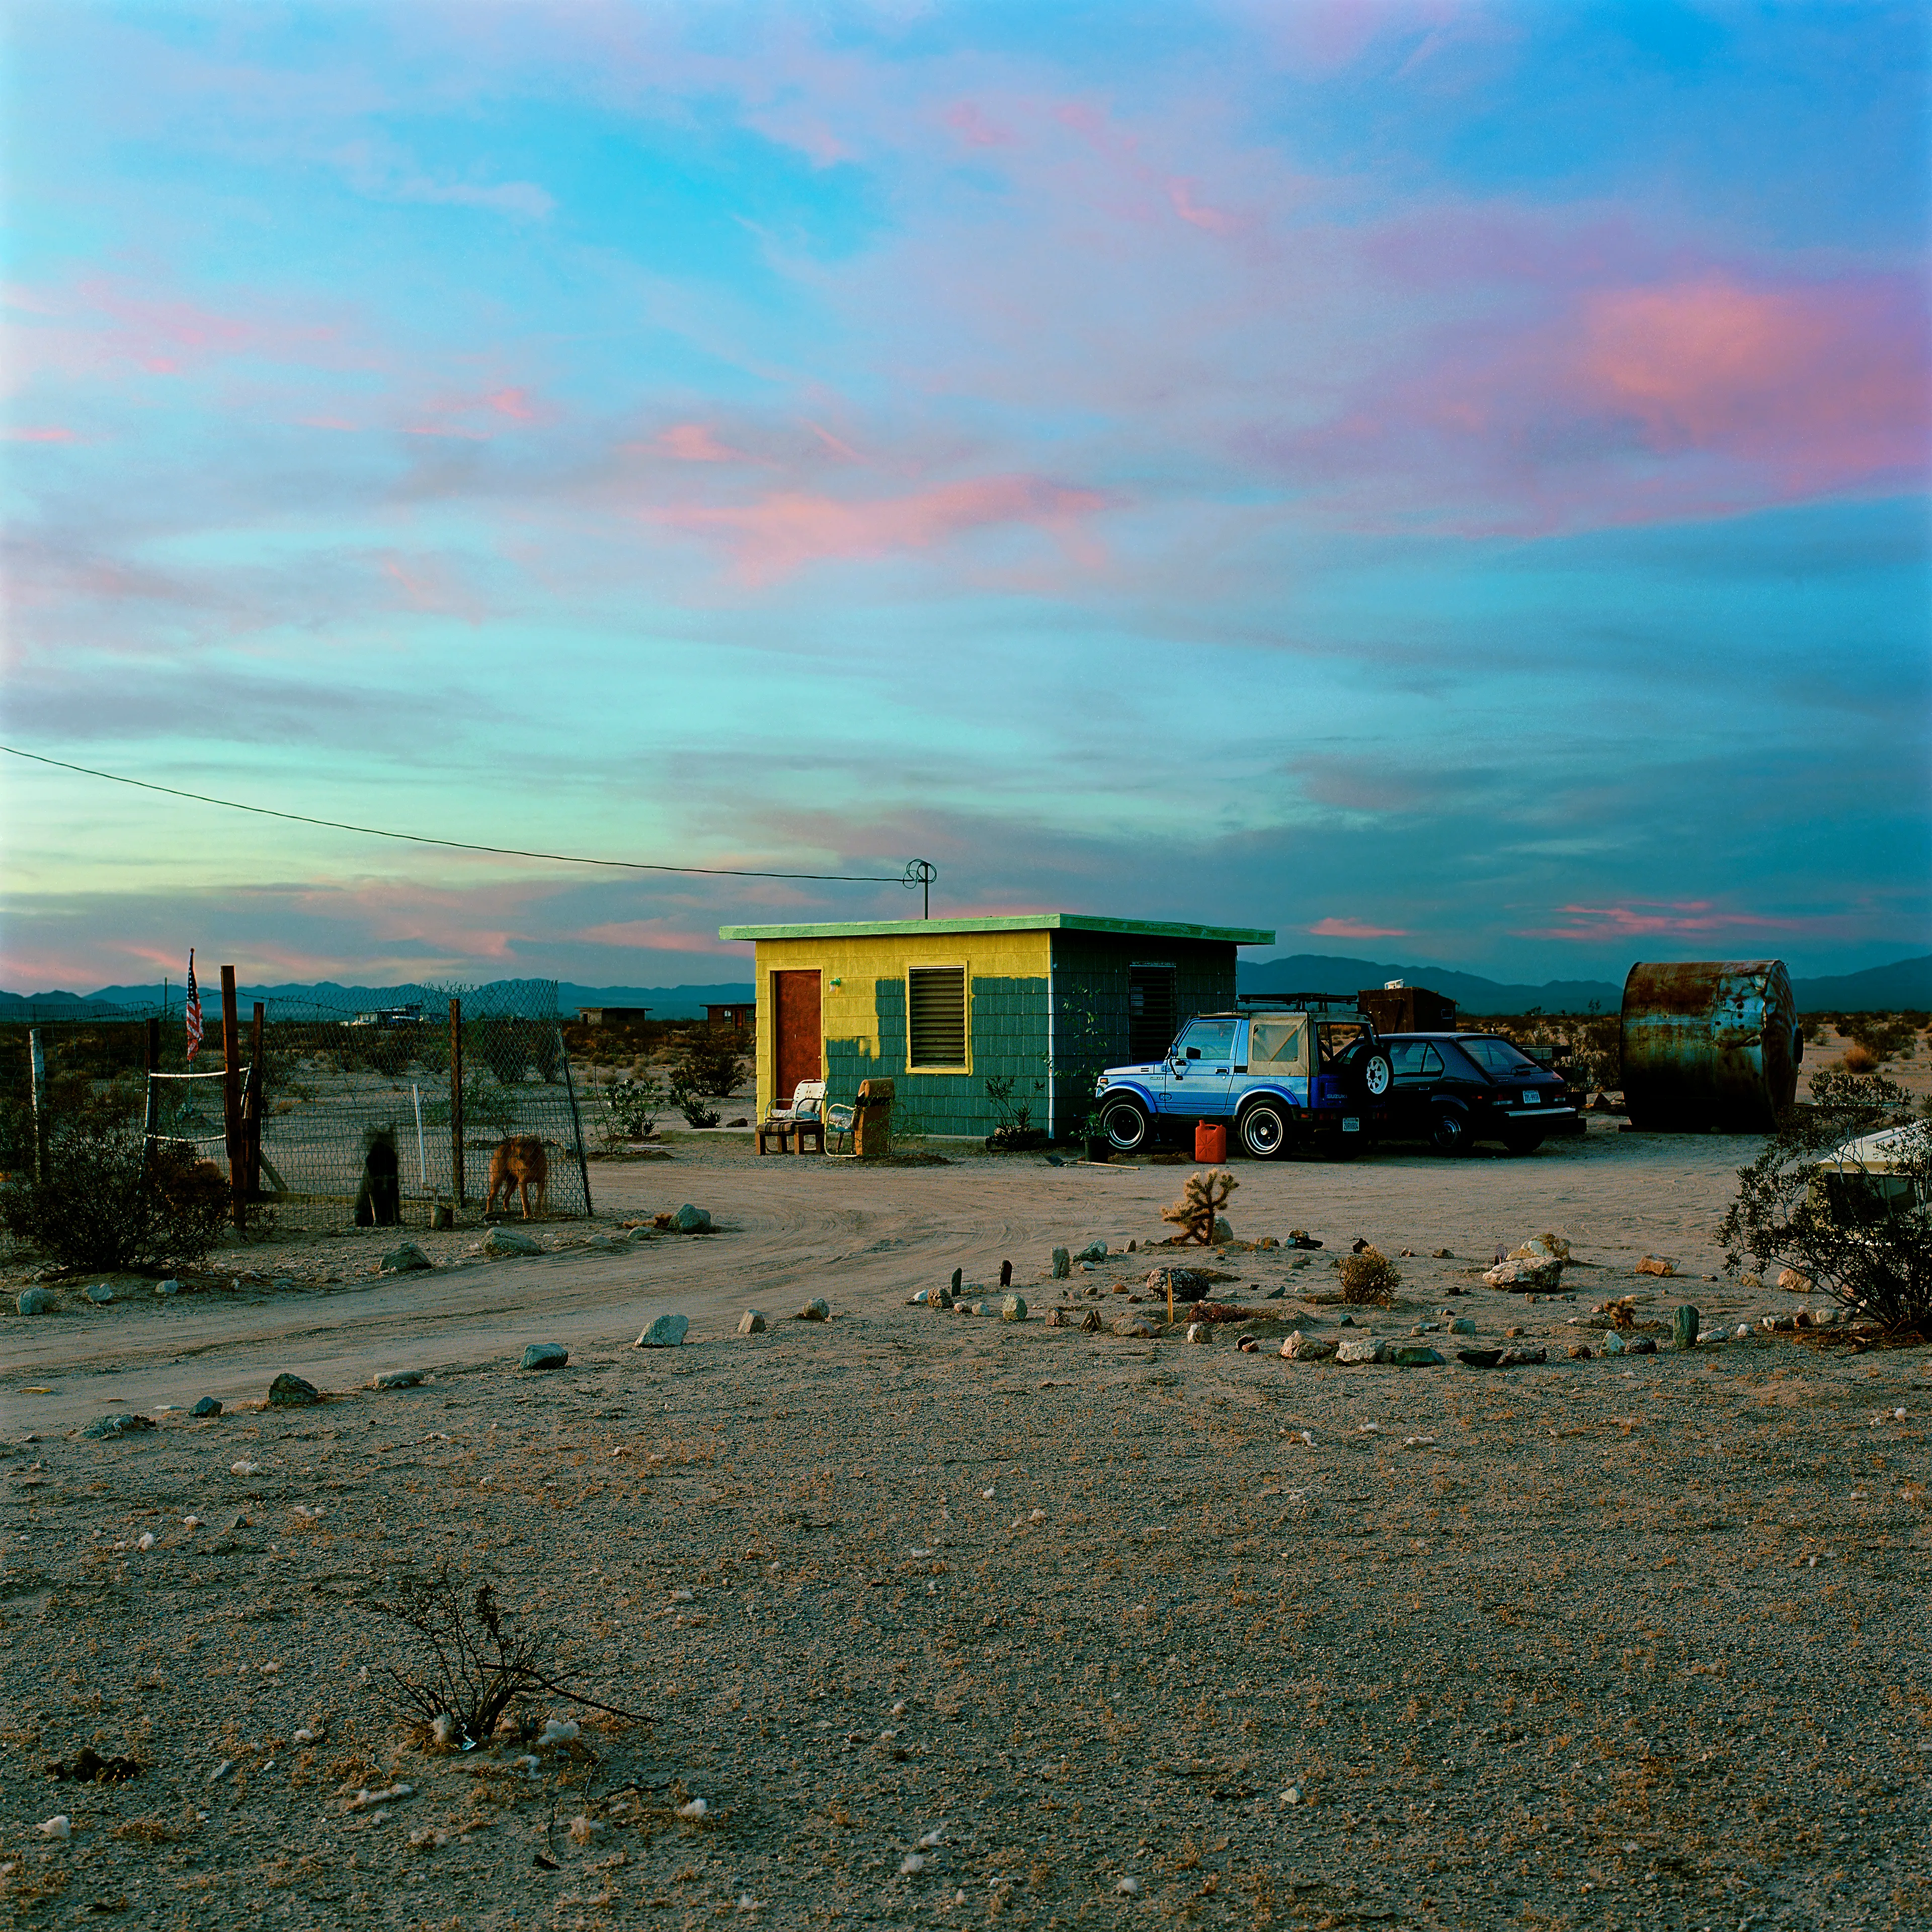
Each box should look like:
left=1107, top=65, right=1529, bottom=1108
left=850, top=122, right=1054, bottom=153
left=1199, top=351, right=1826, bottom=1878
left=1237, top=952, right=1932, bottom=1015
left=4, top=954, right=1928, bottom=1023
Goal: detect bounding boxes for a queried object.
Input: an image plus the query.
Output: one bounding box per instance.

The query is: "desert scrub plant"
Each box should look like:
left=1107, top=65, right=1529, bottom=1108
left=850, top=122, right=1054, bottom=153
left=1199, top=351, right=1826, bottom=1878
left=598, top=1072, right=665, bottom=1142
left=369, top=1566, right=646, bottom=1748
left=1339, top=1245, right=1401, bottom=1305
left=1718, top=1069, right=1932, bottom=1333
left=1, top=1122, right=229, bottom=1270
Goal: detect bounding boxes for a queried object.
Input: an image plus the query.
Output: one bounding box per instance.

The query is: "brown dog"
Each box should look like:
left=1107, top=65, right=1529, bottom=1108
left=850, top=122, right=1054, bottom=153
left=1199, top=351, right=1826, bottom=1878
left=486, top=1135, right=549, bottom=1220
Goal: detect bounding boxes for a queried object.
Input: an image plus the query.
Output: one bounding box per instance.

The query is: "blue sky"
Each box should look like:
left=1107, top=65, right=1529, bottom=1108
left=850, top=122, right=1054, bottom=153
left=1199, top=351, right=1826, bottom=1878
left=2, top=1, right=1927, bottom=992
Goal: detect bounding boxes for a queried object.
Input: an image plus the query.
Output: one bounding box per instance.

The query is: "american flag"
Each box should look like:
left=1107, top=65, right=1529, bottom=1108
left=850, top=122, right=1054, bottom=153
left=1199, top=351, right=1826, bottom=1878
left=185, top=949, right=203, bottom=1062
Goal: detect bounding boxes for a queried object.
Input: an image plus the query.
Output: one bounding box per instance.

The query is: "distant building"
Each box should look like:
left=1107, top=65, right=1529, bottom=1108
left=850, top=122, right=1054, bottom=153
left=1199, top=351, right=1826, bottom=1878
left=705, top=1003, right=756, bottom=1030
left=716, top=914, right=1274, bottom=1138
left=349, top=1004, right=423, bottom=1028
left=577, top=1006, right=652, bottom=1027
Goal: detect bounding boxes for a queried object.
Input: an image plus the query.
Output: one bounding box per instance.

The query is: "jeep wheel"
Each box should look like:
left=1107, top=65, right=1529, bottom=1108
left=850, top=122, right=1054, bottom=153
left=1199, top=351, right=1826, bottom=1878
left=1237, top=1099, right=1294, bottom=1161
left=1099, top=1096, right=1152, bottom=1156
left=1359, top=1050, right=1393, bottom=1100
left=1430, top=1103, right=1472, bottom=1156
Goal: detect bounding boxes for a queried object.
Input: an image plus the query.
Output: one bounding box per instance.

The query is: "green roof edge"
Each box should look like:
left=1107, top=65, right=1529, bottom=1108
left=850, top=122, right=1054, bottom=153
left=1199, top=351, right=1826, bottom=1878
left=716, top=914, right=1275, bottom=944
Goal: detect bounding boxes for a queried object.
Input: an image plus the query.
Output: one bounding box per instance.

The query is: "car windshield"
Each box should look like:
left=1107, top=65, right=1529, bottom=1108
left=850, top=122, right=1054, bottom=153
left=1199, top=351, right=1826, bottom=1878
left=1459, top=1035, right=1540, bottom=1076
left=1174, top=1018, right=1239, bottom=1062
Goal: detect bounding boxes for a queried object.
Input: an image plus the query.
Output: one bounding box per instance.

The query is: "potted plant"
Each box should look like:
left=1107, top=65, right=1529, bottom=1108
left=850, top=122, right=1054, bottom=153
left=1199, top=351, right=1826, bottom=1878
left=1075, top=1109, right=1111, bottom=1163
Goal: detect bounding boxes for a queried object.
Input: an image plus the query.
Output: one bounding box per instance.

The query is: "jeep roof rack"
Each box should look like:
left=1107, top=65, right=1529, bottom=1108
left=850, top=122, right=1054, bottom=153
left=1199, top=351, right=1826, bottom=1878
left=1237, top=990, right=1364, bottom=1013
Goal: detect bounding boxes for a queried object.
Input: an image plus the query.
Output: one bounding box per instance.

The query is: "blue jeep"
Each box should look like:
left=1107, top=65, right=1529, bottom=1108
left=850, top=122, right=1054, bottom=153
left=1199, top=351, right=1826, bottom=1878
left=1093, top=995, right=1393, bottom=1160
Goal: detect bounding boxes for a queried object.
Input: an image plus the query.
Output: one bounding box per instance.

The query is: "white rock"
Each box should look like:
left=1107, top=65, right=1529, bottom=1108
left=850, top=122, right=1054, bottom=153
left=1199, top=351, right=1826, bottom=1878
left=1115, top=1876, right=1141, bottom=1896
left=209, top=1758, right=234, bottom=1782
left=431, top=1714, right=458, bottom=1747
left=38, top=1815, right=71, bottom=1839
left=676, top=1797, right=708, bottom=1819
left=981, top=1487, right=995, bottom=1499
left=900, top=1853, right=928, bottom=1874
left=537, top=1719, right=580, bottom=1748
left=230, top=1461, right=258, bottom=1476
left=918, top=1827, right=945, bottom=1847
left=671, top=1588, right=694, bottom=1603
left=1281, top=1785, right=1302, bottom=1805
left=138, top=1532, right=155, bottom=1551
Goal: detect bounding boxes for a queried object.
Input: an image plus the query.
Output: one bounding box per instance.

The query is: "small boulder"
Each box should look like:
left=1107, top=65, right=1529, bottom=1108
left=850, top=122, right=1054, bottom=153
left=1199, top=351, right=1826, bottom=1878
left=1457, top=1347, right=1504, bottom=1369
left=1079, top=1309, right=1103, bottom=1333
left=155, top=1278, right=181, bottom=1297
left=83, top=1413, right=156, bottom=1440
left=1636, top=1255, right=1676, bottom=1278
left=1335, top=1337, right=1388, bottom=1365
left=1566, top=1342, right=1592, bottom=1360
left=670, top=1204, right=712, bottom=1233
left=1498, top=1345, right=1548, bottom=1366
left=635, top=1314, right=689, bottom=1349
left=1045, top=1306, right=1069, bottom=1327
left=1075, top=1241, right=1107, bottom=1263
left=1280, top=1331, right=1336, bottom=1361
left=17, top=1286, right=55, bottom=1316
left=380, top=1242, right=433, bottom=1274
left=1483, top=1255, right=1563, bottom=1291
left=267, top=1373, right=320, bottom=1408
left=737, top=1310, right=767, bottom=1335
left=1211, top=1218, right=1234, bottom=1244
left=795, top=1298, right=830, bottom=1322
left=520, top=1343, right=568, bottom=1372
left=1050, top=1248, right=1071, bottom=1279
left=1184, top=1321, right=1213, bottom=1345
left=481, top=1226, right=540, bottom=1258
left=1450, top=1317, right=1477, bottom=1335
left=1627, top=1335, right=1657, bottom=1355
left=1392, top=1344, right=1445, bottom=1367
left=1001, top=1295, right=1028, bottom=1323
left=371, top=1370, right=423, bottom=1390
left=1111, top=1315, right=1159, bottom=1338
left=191, top=1396, right=222, bottom=1418
left=85, top=1283, right=114, bottom=1304
left=1776, top=1266, right=1811, bottom=1294
left=1146, top=1267, right=1209, bottom=1303
left=1672, top=1305, right=1701, bottom=1349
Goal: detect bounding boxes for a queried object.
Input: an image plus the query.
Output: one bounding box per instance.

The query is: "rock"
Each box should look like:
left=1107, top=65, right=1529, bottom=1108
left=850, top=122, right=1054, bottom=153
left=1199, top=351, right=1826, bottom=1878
left=83, top=1413, right=156, bottom=1439
left=1672, top=1305, right=1701, bottom=1349
left=1280, top=1331, right=1336, bottom=1361
left=1504, top=1325, right=1525, bottom=1339
left=1628, top=1334, right=1657, bottom=1354
left=380, top=1242, right=433, bottom=1274
left=272, top=1277, right=295, bottom=1292
left=1450, top=1317, right=1477, bottom=1335
left=1238, top=1335, right=1259, bottom=1351
left=1211, top=1218, right=1234, bottom=1243
left=670, top=1204, right=712, bottom=1233
left=1432, top=1248, right=1454, bottom=1259
left=1601, top=1329, right=1627, bottom=1355
left=795, top=1298, right=831, bottom=1322
left=1511, top=1235, right=1570, bottom=1263
left=1001, top=1295, right=1028, bottom=1323
left=935, top=1286, right=954, bottom=1311
left=1392, top=1344, right=1445, bottom=1367
left=17, top=1286, right=55, bottom=1316
left=1146, top=1267, right=1209, bottom=1303
left=1184, top=1321, right=1213, bottom=1344
left=909, top=1287, right=929, bottom=1305
left=1050, top=1248, right=1071, bottom=1279
left=520, top=1343, right=568, bottom=1371
left=85, top=1283, right=114, bottom=1304
left=1335, top=1337, right=1387, bottom=1365
left=1112, top=1315, right=1159, bottom=1338
left=1457, top=1348, right=1503, bottom=1369
left=191, top=1396, right=222, bottom=1417
left=481, top=1226, right=540, bottom=1257
left=950, top=1268, right=963, bottom=1295
left=635, top=1314, right=689, bottom=1348
left=1567, top=1342, right=1592, bottom=1359
left=1075, top=1241, right=1107, bottom=1262
left=371, top=1370, right=422, bottom=1390
left=1636, top=1255, right=1676, bottom=1277
left=972, top=1300, right=999, bottom=1318
left=1045, top=1306, right=1069, bottom=1328
left=155, top=1278, right=181, bottom=1297
left=1499, top=1346, right=1548, bottom=1366
left=1777, top=1266, right=1810, bottom=1293
left=1289, top=1254, right=1312, bottom=1270
left=267, top=1372, right=321, bottom=1408
left=431, top=1203, right=454, bottom=1230
left=1080, top=1309, right=1103, bottom=1333
left=1265, top=1285, right=1287, bottom=1300
left=738, top=1310, right=767, bottom=1335
left=1482, top=1255, right=1563, bottom=1291
left=1738, top=1271, right=1762, bottom=1290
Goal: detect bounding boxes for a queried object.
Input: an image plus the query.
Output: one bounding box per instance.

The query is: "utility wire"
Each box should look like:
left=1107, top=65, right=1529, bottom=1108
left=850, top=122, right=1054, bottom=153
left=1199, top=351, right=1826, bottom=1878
left=0, top=743, right=930, bottom=889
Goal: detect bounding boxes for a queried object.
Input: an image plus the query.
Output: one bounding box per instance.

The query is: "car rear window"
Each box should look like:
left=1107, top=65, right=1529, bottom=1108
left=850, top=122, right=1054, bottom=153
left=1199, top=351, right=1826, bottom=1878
left=1459, top=1035, right=1539, bottom=1076
left=1248, top=1017, right=1308, bottom=1072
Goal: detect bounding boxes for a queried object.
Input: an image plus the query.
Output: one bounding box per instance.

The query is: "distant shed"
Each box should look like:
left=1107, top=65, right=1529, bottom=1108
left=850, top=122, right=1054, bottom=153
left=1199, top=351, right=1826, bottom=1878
left=716, top=914, right=1274, bottom=1139
left=705, top=1003, right=756, bottom=1030
left=577, top=1006, right=652, bottom=1027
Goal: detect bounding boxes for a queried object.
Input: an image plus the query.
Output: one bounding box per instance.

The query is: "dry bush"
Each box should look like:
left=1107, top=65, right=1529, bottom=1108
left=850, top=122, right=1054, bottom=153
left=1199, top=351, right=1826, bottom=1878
left=1841, top=1041, right=1878, bottom=1074
left=1, top=1123, right=229, bottom=1270
left=1339, top=1246, right=1401, bottom=1305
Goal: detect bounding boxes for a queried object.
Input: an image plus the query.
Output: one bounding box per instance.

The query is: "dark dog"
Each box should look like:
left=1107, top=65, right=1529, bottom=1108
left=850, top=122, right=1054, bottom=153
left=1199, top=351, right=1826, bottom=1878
left=353, top=1126, right=401, bottom=1227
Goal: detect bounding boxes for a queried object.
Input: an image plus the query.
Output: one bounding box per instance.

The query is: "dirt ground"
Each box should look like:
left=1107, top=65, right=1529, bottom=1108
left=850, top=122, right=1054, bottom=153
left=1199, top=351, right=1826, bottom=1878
left=4, top=1119, right=1928, bottom=1930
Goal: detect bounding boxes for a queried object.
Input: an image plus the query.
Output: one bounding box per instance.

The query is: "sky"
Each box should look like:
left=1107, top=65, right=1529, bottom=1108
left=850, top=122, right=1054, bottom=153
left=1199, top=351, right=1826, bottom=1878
left=2, top=0, right=1928, bottom=995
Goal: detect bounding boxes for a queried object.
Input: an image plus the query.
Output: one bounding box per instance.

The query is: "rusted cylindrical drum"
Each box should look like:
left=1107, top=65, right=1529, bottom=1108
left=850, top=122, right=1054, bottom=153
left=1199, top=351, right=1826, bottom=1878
left=1620, top=960, right=1802, bottom=1133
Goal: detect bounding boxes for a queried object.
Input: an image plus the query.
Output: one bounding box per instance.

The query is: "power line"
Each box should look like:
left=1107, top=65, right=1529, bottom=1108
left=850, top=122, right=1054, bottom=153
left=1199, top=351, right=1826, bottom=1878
left=1, top=743, right=933, bottom=891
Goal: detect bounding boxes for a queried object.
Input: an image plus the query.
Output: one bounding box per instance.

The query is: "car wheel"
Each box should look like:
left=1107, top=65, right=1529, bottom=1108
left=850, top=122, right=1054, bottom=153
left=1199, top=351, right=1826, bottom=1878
left=1237, top=1099, right=1293, bottom=1160
left=1503, top=1127, right=1545, bottom=1156
left=1359, top=1050, right=1393, bottom=1100
left=1100, top=1096, right=1152, bottom=1155
left=1430, top=1104, right=1471, bottom=1155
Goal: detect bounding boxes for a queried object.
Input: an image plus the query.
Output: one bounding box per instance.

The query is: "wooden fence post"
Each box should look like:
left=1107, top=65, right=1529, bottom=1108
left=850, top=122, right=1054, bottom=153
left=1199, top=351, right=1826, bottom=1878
left=141, top=1017, right=160, bottom=1181
left=245, top=1001, right=266, bottom=1198
left=220, top=967, right=244, bottom=1231
left=448, top=998, right=464, bottom=1205
left=27, top=1029, right=48, bottom=1184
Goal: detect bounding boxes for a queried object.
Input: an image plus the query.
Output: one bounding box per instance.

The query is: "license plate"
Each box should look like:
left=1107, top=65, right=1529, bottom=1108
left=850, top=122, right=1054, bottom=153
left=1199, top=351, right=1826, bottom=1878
left=1342, top=1117, right=1360, bottom=1133
left=1521, top=1091, right=1540, bottom=1104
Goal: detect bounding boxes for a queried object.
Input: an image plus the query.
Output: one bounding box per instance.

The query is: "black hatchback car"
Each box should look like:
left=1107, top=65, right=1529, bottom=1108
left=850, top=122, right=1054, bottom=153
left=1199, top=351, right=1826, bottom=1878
left=1380, top=1033, right=1577, bottom=1154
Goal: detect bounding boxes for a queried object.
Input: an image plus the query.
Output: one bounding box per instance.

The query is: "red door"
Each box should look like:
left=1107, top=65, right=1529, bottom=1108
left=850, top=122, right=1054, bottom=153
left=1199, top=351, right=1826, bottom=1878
left=772, top=971, right=822, bottom=1102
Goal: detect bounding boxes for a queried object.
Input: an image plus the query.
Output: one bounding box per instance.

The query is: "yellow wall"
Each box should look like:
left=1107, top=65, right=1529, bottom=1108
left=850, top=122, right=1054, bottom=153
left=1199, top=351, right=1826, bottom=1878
left=747, top=928, right=1052, bottom=1118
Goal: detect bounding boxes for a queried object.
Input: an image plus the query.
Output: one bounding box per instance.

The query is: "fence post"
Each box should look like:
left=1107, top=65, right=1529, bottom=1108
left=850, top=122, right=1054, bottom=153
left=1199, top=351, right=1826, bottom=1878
left=559, top=1034, right=593, bottom=1218
left=141, top=1017, right=160, bottom=1185
left=221, top=966, right=244, bottom=1231
left=27, top=1029, right=47, bottom=1184
left=448, top=998, right=464, bottom=1206
left=245, top=1001, right=266, bottom=1198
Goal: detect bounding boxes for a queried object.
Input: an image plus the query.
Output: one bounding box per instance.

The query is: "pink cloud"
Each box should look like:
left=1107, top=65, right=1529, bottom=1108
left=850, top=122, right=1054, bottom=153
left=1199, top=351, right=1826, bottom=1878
left=573, top=921, right=746, bottom=954
left=658, top=422, right=742, bottom=463
left=403, top=383, right=556, bottom=439
left=1167, top=179, right=1240, bottom=235
left=651, top=473, right=1115, bottom=582
left=946, top=100, right=1014, bottom=148
left=1310, top=917, right=1411, bottom=940
left=5, top=425, right=79, bottom=443
left=1519, top=901, right=1814, bottom=941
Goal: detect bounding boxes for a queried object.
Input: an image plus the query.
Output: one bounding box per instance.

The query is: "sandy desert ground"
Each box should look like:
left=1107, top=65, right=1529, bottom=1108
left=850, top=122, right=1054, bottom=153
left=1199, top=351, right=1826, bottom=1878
left=3, top=1117, right=1928, bottom=1930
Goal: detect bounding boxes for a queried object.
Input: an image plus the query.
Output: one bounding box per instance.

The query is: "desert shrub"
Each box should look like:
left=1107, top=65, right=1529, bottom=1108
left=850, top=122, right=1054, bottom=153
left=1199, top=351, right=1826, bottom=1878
left=1, top=1122, right=229, bottom=1270
left=666, top=1068, right=720, bottom=1130
left=1841, top=1041, right=1878, bottom=1075
left=459, top=1068, right=517, bottom=1138
left=1718, top=1070, right=1932, bottom=1333
left=599, top=1073, right=665, bottom=1142
left=363, top=1028, right=416, bottom=1078
left=0, top=1095, right=38, bottom=1173
left=670, top=1029, right=744, bottom=1097
left=470, top=1018, right=530, bottom=1086
left=1339, top=1245, right=1401, bottom=1305
left=1842, top=1013, right=1920, bottom=1063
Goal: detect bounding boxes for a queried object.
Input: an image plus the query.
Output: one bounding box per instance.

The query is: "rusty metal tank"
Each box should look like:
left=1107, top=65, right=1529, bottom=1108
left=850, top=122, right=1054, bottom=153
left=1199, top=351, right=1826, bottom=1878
left=1620, top=960, right=1801, bottom=1133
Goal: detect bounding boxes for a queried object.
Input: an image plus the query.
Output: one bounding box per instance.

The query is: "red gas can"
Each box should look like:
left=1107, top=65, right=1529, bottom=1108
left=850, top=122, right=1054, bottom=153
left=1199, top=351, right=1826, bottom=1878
left=1194, top=1121, right=1228, bottom=1163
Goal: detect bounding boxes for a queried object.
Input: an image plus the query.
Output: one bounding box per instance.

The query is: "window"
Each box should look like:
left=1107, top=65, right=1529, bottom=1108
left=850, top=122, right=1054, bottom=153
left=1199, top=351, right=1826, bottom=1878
left=1248, top=1017, right=1308, bottom=1073
left=1175, top=1017, right=1239, bottom=1063
left=1128, top=965, right=1177, bottom=1060
left=907, top=965, right=968, bottom=1068
left=1390, top=1040, right=1444, bottom=1079
left=1459, top=1035, right=1538, bottom=1077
